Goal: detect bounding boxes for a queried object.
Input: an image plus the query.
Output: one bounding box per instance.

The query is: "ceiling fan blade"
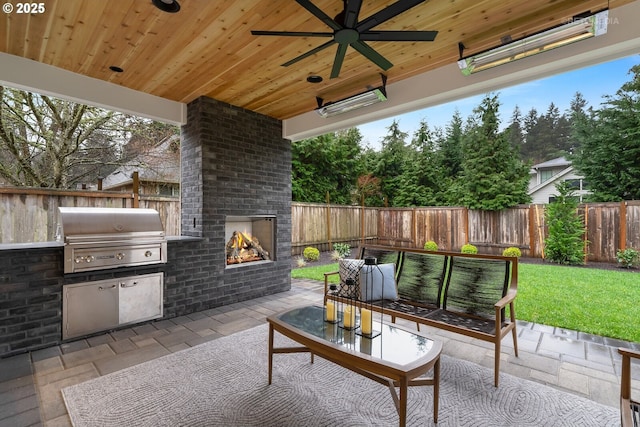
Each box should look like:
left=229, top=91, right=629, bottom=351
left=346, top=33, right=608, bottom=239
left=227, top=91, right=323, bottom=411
left=251, top=30, right=333, bottom=38
left=296, top=0, right=342, bottom=31
left=343, top=0, right=363, bottom=28
left=350, top=41, right=393, bottom=71
left=281, top=39, right=336, bottom=67
left=330, top=44, right=349, bottom=79
left=357, top=0, right=426, bottom=32
left=360, top=30, right=438, bottom=42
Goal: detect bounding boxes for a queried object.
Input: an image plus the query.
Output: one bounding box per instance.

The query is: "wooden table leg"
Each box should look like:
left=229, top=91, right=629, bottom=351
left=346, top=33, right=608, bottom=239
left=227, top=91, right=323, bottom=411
left=433, top=357, right=440, bottom=423
left=398, top=377, right=408, bottom=427
left=268, top=323, right=274, bottom=385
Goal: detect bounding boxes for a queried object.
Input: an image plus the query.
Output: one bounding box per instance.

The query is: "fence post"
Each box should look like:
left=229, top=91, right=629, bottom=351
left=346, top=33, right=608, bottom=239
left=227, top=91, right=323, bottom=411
left=361, top=194, right=365, bottom=245
left=326, top=191, right=331, bottom=252
left=583, top=204, right=589, bottom=264
left=528, top=205, right=536, bottom=257
left=464, top=207, right=469, bottom=245
left=620, top=200, right=627, bottom=251
left=132, top=171, right=140, bottom=208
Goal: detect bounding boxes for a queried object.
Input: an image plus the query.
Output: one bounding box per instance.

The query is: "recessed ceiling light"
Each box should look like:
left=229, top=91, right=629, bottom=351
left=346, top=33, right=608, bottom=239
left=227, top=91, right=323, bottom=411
left=307, top=75, right=323, bottom=83
left=152, top=0, right=180, bottom=13
left=109, top=66, right=124, bottom=73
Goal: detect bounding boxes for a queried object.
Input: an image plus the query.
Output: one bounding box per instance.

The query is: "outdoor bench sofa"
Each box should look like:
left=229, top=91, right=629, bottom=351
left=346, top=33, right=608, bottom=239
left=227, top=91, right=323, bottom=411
left=323, top=244, right=519, bottom=387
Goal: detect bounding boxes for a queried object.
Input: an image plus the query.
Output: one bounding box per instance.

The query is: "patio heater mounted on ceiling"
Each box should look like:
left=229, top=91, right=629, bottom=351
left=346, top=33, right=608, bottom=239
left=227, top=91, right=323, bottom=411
left=457, top=9, right=609, bottom=75
left=316, top=74, right=387, bottom=118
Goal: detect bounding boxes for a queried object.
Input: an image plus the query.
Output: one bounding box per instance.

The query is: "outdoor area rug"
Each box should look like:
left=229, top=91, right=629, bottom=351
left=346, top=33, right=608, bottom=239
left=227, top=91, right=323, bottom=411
left=62, top=324, right=619, bottom=427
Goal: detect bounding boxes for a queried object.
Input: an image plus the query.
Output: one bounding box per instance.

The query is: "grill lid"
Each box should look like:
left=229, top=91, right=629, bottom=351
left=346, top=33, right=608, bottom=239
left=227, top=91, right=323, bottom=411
left=58, top=207, right=167, bottom=274
left=58, top=207, right=165, bottom=241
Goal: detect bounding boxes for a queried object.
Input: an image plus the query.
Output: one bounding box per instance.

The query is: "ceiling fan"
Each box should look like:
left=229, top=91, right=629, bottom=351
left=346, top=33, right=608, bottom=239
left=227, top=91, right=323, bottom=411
left=251, top=0, right=438, bottom=79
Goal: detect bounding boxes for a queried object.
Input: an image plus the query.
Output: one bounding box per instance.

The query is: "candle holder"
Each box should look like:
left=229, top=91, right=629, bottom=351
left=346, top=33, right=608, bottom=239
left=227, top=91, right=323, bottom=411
left=325, top=284, right=339, bottom=323
left=339, top=278, right=359, bottom=330
left=357, top=256, right=383, bottom=338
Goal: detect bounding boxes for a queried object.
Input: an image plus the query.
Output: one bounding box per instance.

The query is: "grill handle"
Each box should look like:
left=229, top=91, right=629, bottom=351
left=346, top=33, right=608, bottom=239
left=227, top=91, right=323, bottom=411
left=120, top=281, right=138, bottom=288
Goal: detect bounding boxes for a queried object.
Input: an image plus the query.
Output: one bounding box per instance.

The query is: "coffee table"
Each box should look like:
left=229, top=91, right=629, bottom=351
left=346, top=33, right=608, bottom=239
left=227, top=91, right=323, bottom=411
left=267, top=305, right=442, bottom=426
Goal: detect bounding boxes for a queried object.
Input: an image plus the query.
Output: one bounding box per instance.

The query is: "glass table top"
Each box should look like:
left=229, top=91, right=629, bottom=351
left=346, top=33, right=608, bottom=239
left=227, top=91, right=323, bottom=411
left=276, top=305, right=437, bottom=365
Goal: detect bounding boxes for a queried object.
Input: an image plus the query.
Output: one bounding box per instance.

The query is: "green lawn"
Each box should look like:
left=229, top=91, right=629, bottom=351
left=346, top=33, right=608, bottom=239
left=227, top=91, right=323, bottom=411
left=291, top=262, right=640, bottom=343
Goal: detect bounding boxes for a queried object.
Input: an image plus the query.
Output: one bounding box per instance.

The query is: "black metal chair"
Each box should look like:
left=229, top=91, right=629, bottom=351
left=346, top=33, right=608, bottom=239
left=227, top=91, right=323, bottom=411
left=619, top=347, right=640, bottom=427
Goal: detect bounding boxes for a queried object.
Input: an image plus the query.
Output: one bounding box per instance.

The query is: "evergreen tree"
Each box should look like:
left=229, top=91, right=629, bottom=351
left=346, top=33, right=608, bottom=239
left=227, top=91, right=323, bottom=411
left=374, top=120, right=409, bottom=206
left=291, top=129, right=363, bottom=204
left=572, top=65, right=640, bottom=201
left=395, top=120, right=443, bottom=206
left=438, top=111, right=466, bottom=205
left=506, top=105, right=525, bottom=153
left=439, top=110, right=464, bottom=179
left=544, top=181, right=586, bottom=265
left=520, top=107, right=540, bottom=162
left=458, top=94, right=531, bottom=210
left=565, top=92, right=589, bottom=156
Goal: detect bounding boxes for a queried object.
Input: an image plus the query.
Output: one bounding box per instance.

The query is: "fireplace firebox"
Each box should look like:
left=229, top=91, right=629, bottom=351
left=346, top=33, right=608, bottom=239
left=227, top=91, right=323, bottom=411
left=225, top=215, right=276, bottom=267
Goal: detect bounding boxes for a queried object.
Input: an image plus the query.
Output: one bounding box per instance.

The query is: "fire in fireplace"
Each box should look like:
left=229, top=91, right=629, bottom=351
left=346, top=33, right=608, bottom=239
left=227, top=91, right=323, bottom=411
left=225, top=215, right=275, bottom=266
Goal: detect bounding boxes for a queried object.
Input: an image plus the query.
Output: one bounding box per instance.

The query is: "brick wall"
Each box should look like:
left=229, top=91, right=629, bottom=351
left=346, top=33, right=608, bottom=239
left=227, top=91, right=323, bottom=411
left=0, top=96, right=292, bottom=357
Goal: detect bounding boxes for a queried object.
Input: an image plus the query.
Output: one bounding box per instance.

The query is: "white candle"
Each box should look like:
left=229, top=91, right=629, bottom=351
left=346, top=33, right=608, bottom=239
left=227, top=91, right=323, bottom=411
left=343, top=305, right=355, bottom=328
left=326, top=301, right=336, bottom=322
left=361, top=308, right=372, bottom=335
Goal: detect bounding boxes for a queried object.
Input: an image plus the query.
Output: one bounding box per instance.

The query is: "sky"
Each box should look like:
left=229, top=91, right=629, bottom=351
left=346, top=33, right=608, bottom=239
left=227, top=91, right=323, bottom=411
left=357, top=54, right=640, bottom=151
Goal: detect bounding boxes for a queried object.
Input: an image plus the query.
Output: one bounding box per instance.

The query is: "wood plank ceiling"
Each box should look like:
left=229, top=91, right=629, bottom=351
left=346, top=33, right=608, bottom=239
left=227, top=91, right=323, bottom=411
left=1, top=0, right=633, bottom=120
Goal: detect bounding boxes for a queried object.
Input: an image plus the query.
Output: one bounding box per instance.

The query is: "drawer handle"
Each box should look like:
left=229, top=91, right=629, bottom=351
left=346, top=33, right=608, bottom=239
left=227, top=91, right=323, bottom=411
left=145, top=251, right=153, bottom=257
left=98, top=284, right=117, bottom=291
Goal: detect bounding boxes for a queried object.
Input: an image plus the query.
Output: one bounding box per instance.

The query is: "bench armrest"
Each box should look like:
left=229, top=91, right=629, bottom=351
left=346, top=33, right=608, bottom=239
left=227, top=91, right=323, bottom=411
left=495, top=291, right=517, bottom=310
left=619, top=347, right=640, bottom=360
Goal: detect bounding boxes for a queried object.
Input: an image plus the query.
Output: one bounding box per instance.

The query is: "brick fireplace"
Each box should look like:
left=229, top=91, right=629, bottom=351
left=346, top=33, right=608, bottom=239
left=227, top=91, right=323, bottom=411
left=172, top=96, right=292, bottom=313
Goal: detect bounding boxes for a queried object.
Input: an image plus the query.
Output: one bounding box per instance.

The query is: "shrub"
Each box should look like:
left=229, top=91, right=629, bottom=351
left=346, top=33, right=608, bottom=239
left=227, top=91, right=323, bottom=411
left=461, top=244, right=478, bottom=254
left=303, top=246, right=320, bottom=262
left=544, top=181, right=586, bottom=265
left=332, top=243, right=351, bottom=258
left=616, top=248, right=639, bottom=269
left=423, top=241, right=438, bottom=251
left=502, top=247, right=522, bottom=258
left=295, top=256, right=307, bottom=268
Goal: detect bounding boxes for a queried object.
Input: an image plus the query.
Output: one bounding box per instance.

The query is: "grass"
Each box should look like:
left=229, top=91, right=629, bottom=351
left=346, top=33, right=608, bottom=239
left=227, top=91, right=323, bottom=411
left=291, top=261, right=640, bottom=343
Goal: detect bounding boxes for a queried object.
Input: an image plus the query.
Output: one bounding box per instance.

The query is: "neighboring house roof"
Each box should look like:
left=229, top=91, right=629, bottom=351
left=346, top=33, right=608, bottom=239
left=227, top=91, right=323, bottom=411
left=103, top=135, right=180, bottom=190
left=531, top=157, right=571, bottom=170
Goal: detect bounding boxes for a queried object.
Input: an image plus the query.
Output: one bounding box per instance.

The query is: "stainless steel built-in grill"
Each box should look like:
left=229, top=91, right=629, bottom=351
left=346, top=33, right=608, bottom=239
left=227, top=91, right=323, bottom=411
left=59, top=207, right=167, bottom=274
left=58, top=207, right=167, bottom=339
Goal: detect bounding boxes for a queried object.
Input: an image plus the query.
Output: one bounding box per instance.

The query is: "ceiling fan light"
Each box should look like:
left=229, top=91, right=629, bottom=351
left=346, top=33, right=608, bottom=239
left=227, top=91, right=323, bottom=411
left=152, top=0, right=180, bottom=13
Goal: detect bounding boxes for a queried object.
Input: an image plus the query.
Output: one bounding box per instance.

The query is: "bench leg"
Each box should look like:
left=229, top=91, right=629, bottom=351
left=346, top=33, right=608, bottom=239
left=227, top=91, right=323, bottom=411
left=494, top=338, right=501, bottom=387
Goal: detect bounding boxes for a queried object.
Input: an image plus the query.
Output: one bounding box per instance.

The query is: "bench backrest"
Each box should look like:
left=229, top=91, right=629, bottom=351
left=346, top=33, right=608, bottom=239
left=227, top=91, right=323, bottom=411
left=355, top=245, right=517, bottom=318
left=443, top=256, right=512, bottom=320
left=396, top=251, right=448, bottom=306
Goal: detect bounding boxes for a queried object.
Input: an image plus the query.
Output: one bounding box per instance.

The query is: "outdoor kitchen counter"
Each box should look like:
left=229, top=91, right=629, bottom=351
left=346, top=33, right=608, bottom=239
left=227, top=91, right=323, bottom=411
left=0, top=241, right=64, bottom=250
left=0, top=235, right=200, bottom=251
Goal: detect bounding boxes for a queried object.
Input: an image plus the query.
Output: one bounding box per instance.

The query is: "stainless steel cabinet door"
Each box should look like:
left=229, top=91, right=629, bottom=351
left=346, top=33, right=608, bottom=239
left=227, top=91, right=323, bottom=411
left=118, top=272, right=163, bottom=325
left=63, top=279, right=119, bottom=340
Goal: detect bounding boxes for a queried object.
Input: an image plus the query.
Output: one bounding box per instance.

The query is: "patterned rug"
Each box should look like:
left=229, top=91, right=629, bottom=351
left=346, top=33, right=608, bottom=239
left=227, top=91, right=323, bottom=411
left=62, top=324, right=619, bottom=427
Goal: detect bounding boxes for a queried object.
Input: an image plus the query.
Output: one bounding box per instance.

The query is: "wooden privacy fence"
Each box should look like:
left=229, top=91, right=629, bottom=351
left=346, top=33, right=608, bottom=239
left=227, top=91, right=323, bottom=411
left=292, top=201, right=640, bottom=263
left=1, top=186, right=638, bottom=264
left=0, top=186, right=180, bottom=243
